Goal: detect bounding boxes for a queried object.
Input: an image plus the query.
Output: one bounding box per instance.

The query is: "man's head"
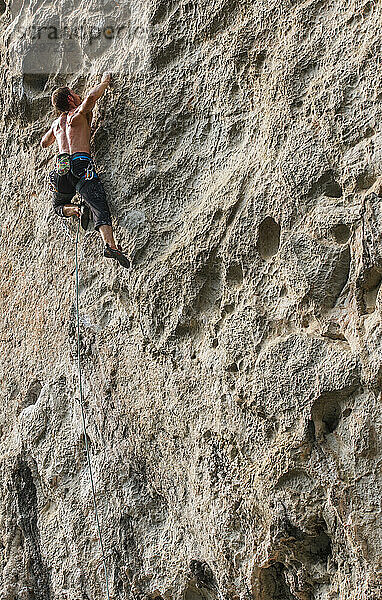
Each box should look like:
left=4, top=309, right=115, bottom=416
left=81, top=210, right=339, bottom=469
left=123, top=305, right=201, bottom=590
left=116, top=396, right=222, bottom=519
left=51, top=87, right=81, bottom=113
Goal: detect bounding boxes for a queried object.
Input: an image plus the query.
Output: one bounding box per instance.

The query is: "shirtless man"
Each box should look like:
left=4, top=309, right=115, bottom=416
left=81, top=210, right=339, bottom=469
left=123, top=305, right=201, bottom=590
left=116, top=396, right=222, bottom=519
left=40, top=72, right=129, bottom=268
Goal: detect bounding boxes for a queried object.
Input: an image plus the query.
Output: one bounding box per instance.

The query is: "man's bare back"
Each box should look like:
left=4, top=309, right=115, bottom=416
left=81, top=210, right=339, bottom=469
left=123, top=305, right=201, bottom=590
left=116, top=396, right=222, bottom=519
left=52, top=110, right=93, bottom=154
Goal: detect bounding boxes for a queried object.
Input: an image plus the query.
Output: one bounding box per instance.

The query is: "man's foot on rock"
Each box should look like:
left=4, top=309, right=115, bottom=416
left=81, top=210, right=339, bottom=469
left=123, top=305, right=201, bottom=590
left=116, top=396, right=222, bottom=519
left=80, top=204, right=90, bottom=231
left=103, top=243, right=130, bottom=269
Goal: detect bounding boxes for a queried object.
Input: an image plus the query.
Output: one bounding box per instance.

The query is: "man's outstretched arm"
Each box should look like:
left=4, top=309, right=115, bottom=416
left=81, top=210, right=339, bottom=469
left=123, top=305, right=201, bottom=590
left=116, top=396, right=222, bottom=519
left=40, top=126, right=56, bottom=148
left=78, top=73, right=111, bottom=115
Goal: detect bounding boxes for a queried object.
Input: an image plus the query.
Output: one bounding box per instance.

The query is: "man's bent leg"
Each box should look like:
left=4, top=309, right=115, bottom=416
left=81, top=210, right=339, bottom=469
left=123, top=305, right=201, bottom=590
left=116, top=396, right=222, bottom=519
left=51, top=167, right=76, bottom=217
left=53, top=192, right=76, bottom=218
left=62, top=204, right=80, bottom=218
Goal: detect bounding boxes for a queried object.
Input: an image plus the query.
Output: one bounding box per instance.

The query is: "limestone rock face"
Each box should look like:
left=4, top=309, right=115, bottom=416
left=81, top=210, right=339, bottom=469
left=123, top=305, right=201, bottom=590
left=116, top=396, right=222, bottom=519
left=1, top=0, right=382, bottom=599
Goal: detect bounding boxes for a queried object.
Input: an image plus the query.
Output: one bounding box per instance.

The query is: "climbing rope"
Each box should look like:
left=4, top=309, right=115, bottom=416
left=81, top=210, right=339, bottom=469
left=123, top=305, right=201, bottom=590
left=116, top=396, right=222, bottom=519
left=75, top=218, right=111, bottom=600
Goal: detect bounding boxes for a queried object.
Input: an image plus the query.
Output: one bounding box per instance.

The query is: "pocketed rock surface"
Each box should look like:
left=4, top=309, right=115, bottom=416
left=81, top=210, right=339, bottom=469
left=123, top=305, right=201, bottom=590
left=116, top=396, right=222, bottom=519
left=1, top=1, right=382, bottom=599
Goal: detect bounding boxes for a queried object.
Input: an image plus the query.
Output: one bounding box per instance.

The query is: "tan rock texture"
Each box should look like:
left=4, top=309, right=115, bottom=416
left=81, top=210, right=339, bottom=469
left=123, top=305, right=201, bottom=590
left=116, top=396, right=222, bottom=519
left=1, top=0, right=382, bottom=598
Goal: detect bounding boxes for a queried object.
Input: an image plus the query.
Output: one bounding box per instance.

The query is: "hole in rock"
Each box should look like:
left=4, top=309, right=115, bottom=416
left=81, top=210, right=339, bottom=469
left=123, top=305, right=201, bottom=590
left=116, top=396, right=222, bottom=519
left=230, top=82, right=240, bottom=99
left=306, top=418, right=316, bottom=442
left=174, top=321, right=197, bottom=338
left=152, top=37, right=186, bottom=69
left=189, top=560, right=216, bottom=591
left=257, top=217, right=281, bottom=260
left=226, top=196, right=244, bottom=228
left=362, top=0, right=373, bottom=16
left=184, top=586, right=206, bottom=600
left=152, top=0, right=174, bottom=24
left=13, top=461, right=38, bottom=518
left=307, top=170, right=342, bottom=198
left=228, top=121, right=244, bottom=145
left=332, top=224, right=351, bottom=244
left=275, top=469, right=314, bottom=491
left=360, top=266, right=382, bottom=314
left=155, top=322, right=165, bottom=336
left=291, top=98, right=303, bottom=111
left=226, top=262, right=243, bottom=285
left=363, top=285, right=382, bottom=314
left=320, top=399, right=340, bottom=433
left=308, top=523, right=332, bottom=561
left=324, top=245, right=351, bottom=308
left=311, top=388, right=356, bottom=437
left=364, top=126, right=375, bottom=138
left=361, top=266, right=382, bottom=291
left=24, top=380, right=42, bottom=407
left=254, top=519, right=332, bottom=599
left=0, top=1, right=6, bottom=16
left=255, top=562, right=295, bottom=600
left=376, top=364, right=382, bottom=391
left=356, top=171, right=377, bottom=190
left=324, top=180, right=343, bottom=198
left=227, top=362, right=239, bottom=373
left=221, top=303, right=235, bottom=316
left=23, top=73, right=49, bottom=94
left=213, top=209, right=223, bottom=222
left=255, top=51, right=266, bottom=69
left=79, top=432, right=92, bottom=452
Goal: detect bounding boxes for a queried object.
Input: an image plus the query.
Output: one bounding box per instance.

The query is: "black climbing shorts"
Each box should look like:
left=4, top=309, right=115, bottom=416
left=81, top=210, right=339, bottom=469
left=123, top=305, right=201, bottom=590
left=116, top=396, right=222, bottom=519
left=49, top=152, right=112, bottom=231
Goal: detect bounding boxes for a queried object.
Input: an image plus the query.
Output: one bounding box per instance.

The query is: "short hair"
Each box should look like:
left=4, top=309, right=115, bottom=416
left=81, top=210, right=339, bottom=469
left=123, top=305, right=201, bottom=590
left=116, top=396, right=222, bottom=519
left=51, top=87, right=73, bottom=112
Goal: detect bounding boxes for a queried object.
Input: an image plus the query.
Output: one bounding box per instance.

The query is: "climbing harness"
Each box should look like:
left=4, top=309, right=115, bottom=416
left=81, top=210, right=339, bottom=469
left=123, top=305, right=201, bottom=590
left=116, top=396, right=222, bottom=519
left=75, top=219, right=110, bottom=600
left=72, top=154, right=98, bottom=181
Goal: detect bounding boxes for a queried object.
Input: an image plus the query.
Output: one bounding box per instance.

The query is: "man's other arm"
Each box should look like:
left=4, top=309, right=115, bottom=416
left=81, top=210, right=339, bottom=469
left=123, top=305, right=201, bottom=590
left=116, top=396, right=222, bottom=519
left=40, top=126, right=56, bottom=148
left=78, top=73, right=111, bottom=115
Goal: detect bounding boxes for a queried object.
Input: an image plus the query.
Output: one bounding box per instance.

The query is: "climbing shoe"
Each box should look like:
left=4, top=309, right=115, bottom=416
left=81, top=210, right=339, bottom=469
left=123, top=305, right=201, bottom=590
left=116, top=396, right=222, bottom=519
left=103, top=243, right=130, bottom=269
left=80, top=204, right=90, bottom=231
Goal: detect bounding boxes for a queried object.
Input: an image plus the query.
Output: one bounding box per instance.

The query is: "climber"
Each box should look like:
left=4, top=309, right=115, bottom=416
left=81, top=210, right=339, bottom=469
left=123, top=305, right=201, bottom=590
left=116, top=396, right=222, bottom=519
left=40, top=72, right=130, bottom=268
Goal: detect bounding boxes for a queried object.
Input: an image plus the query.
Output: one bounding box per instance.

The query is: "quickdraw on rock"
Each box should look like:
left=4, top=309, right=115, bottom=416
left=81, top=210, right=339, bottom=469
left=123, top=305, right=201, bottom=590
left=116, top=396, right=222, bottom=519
left=84, top=161, right=95, bottom=181
left=49, top=170, right=58, bottom=193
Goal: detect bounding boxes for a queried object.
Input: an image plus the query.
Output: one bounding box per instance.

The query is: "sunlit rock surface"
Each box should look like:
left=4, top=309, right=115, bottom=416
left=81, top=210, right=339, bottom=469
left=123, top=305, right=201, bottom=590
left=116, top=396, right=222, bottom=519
left=1, top=1, right=382, bottom=598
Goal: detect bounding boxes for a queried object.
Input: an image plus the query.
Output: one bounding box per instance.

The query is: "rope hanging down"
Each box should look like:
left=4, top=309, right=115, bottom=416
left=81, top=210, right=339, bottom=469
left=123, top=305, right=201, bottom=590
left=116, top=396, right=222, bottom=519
left=75, top=219, right=111, bottom=600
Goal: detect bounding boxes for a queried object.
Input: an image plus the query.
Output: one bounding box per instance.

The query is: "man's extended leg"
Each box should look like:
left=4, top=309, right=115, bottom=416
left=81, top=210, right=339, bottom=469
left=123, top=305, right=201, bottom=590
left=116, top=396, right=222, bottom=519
left=102, top=228, right=130, bottom=268
left=75, top=178, right=130, bottom=268
left=63, top=204, right=115, bottom=244
left=98, top=224, right=117, bottom=249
